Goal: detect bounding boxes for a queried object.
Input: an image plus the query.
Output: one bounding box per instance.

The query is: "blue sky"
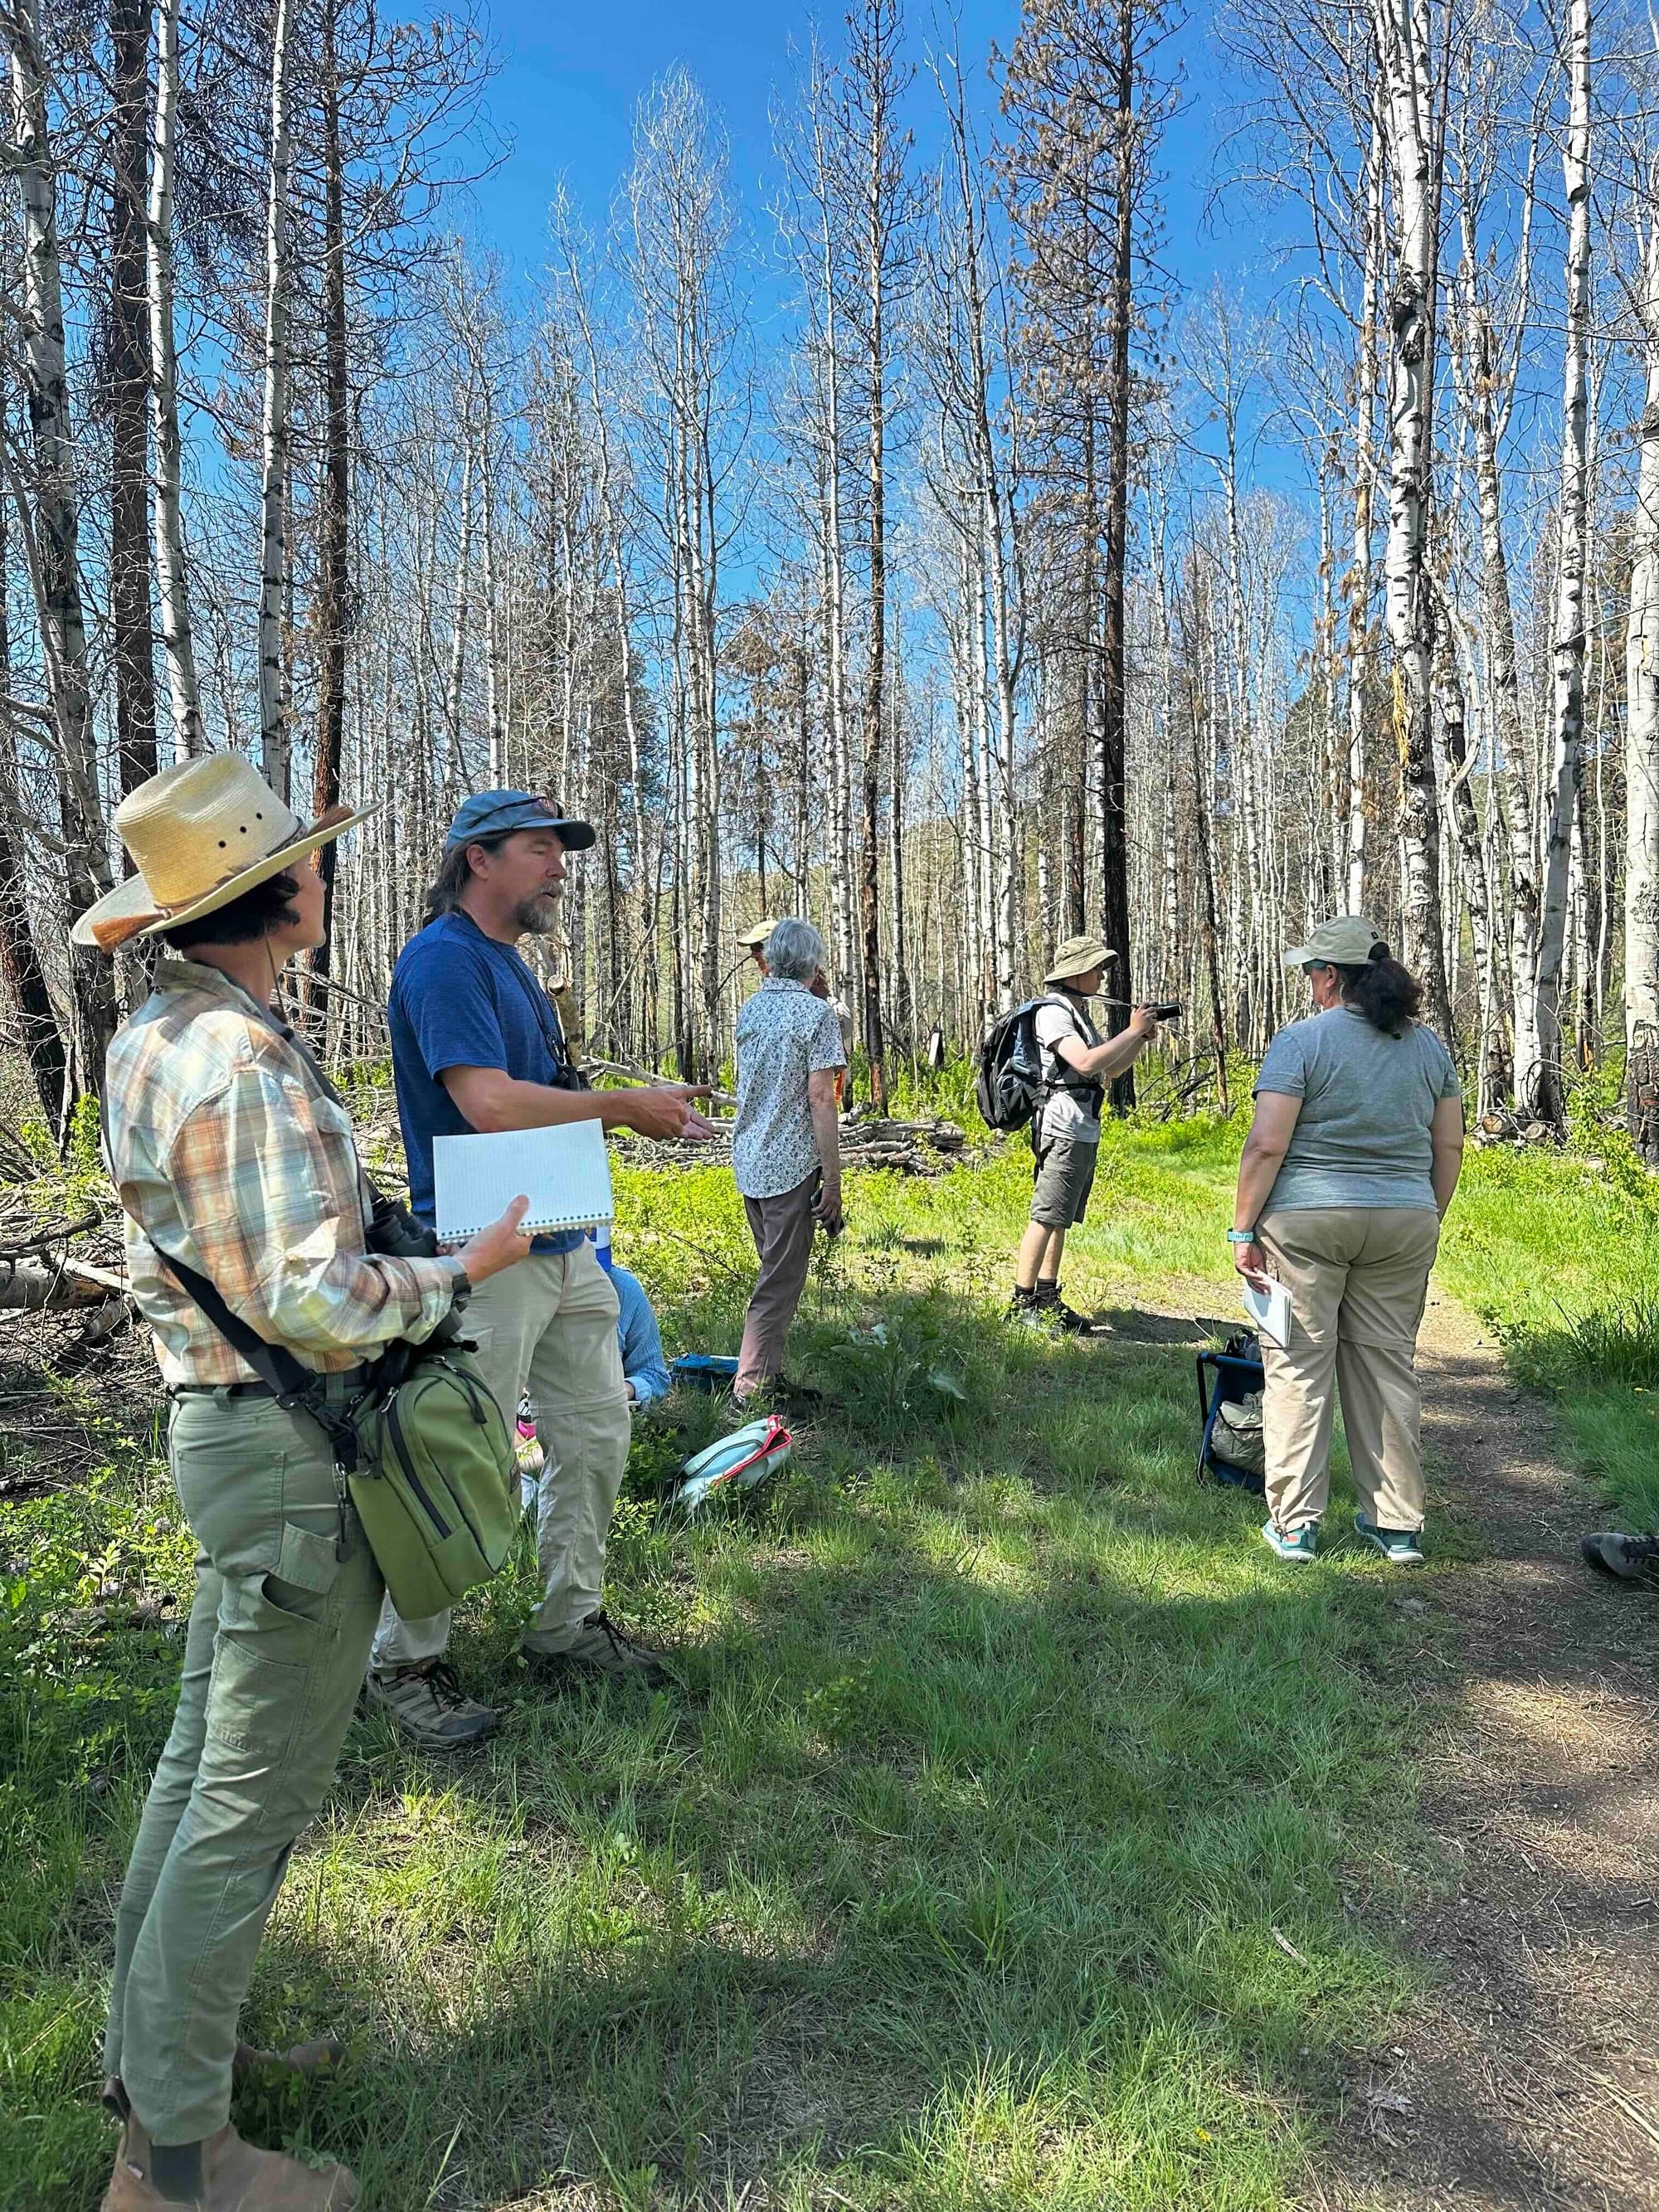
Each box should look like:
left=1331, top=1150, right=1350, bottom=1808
left=465, top=0, right=1261, bottom=312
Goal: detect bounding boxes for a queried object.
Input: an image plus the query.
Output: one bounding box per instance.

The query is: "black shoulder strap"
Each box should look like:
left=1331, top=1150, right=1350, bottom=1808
left=148, top=1237, right=314, bottom=1402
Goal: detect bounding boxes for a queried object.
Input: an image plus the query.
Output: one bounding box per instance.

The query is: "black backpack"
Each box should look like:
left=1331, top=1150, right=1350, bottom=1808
left=976, top=995, right=1100, bottom=1131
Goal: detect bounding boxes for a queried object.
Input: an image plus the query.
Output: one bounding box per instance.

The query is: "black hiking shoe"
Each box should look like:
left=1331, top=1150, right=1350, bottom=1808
left=1033, top=1285, right=1092, bottom=1335
left=1580, top=1530, right=1659, bottom=1585
left=524, top=1610, right=672, bottom=1689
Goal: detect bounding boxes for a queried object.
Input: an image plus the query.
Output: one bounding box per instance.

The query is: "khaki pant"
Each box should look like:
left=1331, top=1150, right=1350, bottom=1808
left=1256, top=1206, right=1441, bottom=1535
left=737, top=1170, right=820, bottom=1397
left=106, top=1381, right=382, bottom=2143
left=371, top=1242, right=629, bottom=1667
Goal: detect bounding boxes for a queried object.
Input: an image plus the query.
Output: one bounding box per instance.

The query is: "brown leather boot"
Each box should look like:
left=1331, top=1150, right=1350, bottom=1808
left=101, top=2116, right=357, bottom=2210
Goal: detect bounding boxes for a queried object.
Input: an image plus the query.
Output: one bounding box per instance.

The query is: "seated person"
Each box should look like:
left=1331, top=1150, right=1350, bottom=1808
left=613, top=1262, right=671, bottom=1406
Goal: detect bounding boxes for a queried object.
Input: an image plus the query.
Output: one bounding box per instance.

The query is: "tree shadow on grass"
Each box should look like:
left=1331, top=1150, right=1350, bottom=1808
left=225, top=1522, right=1626, bottom=2212
left=39, top=1288, right=1613, bottom=2210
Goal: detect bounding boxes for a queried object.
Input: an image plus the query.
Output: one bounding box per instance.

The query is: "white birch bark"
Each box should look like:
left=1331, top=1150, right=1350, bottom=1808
left=1372, top=0, right=1452, bottom=1031
left=1529, top=0, right=1592, bottom=1126
left=257, top=0, right=294, bottom=797
left=148, top=0, right=203, bottom=760
left=1625, top=186, right=1659, bottom=1162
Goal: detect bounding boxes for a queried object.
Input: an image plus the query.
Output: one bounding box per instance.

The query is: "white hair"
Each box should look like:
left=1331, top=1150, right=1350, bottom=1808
left=766, top=916, right=825, bottom=983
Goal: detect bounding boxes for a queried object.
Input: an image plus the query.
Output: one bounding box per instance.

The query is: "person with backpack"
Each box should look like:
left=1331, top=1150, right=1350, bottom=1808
left=365, top=791, right=717, bottom=1747
left=76, top=755, right=534, bottom=2212
left=1005, top=936, right=1162, bottom=1332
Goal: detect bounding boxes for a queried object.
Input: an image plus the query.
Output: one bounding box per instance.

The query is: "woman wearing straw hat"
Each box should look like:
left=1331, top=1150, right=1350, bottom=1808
left=82, top=756, right=532, bottom=2212
left=1230, top=916, right=1466, bottom=1566
left=1010, top=936, right=1162, bottom=1332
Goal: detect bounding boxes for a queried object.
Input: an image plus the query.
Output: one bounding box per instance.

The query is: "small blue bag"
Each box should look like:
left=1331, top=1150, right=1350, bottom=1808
left=670, top=1354, right=740, bottom=1393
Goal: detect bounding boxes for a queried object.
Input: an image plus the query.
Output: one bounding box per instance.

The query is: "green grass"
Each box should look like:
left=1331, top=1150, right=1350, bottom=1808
left=2, top=1109, right=1642, bottom=2210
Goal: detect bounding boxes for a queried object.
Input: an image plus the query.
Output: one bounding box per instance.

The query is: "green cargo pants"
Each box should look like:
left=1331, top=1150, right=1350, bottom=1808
left=104, top=1380, right=382, bottom=2145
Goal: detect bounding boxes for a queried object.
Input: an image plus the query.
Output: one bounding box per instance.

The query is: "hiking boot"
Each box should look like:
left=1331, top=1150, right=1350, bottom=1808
left=525, top=1610, right=670, bottom=1689
left=1033, top=1285, right=1092, bottom=1334
left=1008, top=1286, right=1044, bottom=1326
left=1355, top=1513, right=1425, bottom=1565
left=363, top=1660, right=498, bottom=1748
left=1262, top=1519, right=1318, bottom=1563
left=101, top=2117, right=356, bottom=2210
left=1581, top=1529, right=1659, bottom=1584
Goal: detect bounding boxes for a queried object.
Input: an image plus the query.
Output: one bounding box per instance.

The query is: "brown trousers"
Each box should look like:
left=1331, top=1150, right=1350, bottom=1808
left=1256, top=1206, right=1442, bottom=1535
left=737, top=1169, right=820, bottom=1396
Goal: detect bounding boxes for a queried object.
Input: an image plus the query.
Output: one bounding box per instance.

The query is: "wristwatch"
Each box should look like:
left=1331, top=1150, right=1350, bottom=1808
left=1226, top=1228, right=1258, bottom=1245
left=448, top=1256, right=474, bottom=1312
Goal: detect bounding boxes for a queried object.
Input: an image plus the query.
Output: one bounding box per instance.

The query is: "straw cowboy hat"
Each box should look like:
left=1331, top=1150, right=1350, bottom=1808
left=1044, top=934, right=1118, bottom=987
left=71, top=753, right=377, bottom=952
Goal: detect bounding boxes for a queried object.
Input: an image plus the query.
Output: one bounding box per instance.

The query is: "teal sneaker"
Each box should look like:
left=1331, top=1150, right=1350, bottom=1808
left=1262, top=1519, right=1318, bottom=1563
left=1355, top=1514, right=1424, bottom=1564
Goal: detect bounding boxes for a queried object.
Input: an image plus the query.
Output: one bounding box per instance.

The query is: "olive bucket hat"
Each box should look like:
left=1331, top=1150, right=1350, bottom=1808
left=71, top=753, right=378, bottom=953
left=1043, top=934, right=1118, bottom=987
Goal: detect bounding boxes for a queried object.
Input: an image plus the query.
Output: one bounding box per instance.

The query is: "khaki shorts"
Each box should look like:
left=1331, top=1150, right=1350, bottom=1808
left=1031, top=1135, right=1097, bottom=1228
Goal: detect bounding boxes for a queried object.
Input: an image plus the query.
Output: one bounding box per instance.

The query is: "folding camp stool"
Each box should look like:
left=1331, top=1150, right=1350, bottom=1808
left=1194, top=1332, right=1267, bottom=1493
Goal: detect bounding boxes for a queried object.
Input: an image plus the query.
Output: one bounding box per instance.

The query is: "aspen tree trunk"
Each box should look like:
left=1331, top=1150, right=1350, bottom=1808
left=109, top=0, right=157, bottom=801
left=1372, top=0, right=1453, bottom=1036
left=1347, top=94, right=1385, bottom=911
left=1530, top=0, right=1592, bottom=1128
left=860, top=168, right=890, bottom=1113
left=445, top=430, right=474, bottom=794
left=1431, top=595, right=1496, bottom=1085
left=1098, top=0, right=1136, bottom=1106
left=257, top=0, right=294, bottom=800
left=1625, top=197, right=1659, bottom=1165
left=148, top=0, right=202, bottom=758
left=309, top=0, right=350, bottom=998
left=6, top=0, right=117, bottom=1088
left=480, top=385, right=505, bottom=784
left=0, top=480, right=68, bottom=1125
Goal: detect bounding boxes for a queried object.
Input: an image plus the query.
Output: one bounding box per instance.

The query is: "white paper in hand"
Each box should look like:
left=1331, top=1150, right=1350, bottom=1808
left=1240, top=1275, right=1292, bottom=1350
left=433, top=1121, right=614, bottom=1242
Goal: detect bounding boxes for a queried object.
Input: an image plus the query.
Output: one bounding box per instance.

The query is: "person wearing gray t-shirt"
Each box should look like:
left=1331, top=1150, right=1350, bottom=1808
left=1229, top=916, right=1467, bottom=1567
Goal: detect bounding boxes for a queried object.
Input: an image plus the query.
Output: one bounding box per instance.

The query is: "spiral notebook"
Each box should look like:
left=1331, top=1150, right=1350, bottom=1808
left=432, top=1121, right=615, bottom=1242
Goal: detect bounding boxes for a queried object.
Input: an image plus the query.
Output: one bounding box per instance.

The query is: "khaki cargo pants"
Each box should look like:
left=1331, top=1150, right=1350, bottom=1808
left=1255, top=1206, right=1442, bottom=1536
left=105, top=1378, right=382, bottom=2145
left=372, top=1242, right=629, bottom=1669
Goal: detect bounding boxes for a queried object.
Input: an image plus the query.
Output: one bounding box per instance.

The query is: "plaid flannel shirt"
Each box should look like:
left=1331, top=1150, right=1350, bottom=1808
left=105, top=956, right=460, bottom=1387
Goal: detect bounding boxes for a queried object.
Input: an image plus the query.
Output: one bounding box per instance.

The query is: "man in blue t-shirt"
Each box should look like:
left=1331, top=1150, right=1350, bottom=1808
left=367, top=790, right=714, bottom=1747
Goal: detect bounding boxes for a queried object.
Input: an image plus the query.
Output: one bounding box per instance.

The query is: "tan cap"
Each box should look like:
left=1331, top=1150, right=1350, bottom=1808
left=1043, top=934, right=1117, bottom=986
left=71, top=752, right=377, bottom=952
left=735, top=916, right=780, bottom=949
left=1282, top=913, right=1389, bottom=969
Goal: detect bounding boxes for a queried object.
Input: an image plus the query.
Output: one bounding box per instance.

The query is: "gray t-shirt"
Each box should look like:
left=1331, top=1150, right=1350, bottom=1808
left=1254, top=1008, right=1462, bottom=1212
left=1034, top=994, right=1102, bottom=1142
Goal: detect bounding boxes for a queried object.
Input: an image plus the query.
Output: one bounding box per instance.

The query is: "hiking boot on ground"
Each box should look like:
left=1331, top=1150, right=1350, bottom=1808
left=1032, top=1283, right=1092, bottom=1335
left=524, top=1610, right=670, bottom=1689
left=1355, top=1513, right=1425, bottom=1565
left=363, top=1660, right=498, bottom=1748
left=1008, top=1286, right=1044, bottom=1325
left=1262, top=1518, right=1319, bottom=1563
left=1581, top=1529, right=1659, bottom=1584
left=101, top=2117, right=356, bottom=2210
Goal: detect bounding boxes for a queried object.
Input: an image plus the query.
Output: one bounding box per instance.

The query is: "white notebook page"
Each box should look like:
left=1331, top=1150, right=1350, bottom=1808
left=1240, top=1276, right=1292, bottom=1351
left=432, top=1121, right=615, bottom=1242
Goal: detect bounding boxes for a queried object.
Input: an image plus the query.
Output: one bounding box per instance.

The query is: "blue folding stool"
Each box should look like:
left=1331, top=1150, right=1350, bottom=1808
left=1194, top=1333, right=1267, bottom=1493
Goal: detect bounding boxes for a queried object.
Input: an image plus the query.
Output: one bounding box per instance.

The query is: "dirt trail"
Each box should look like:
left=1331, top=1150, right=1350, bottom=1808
left=1326, top=1290, right=1659, bottom=2210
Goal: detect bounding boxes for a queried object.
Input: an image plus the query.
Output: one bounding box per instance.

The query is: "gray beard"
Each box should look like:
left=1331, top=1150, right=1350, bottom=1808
left=515, top=892, right=560, bottom=935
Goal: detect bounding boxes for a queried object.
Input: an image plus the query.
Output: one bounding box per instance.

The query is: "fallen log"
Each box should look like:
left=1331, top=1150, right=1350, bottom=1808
left=0, top=1256, right=119, bottom=1310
